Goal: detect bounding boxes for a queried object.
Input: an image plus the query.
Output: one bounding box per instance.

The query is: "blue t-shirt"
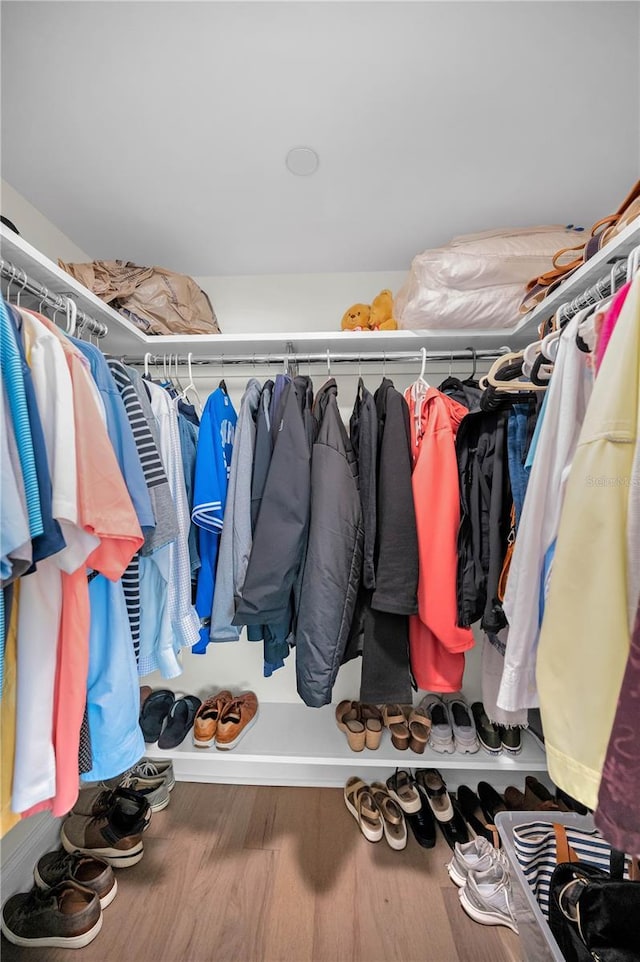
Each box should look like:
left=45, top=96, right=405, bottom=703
left=191, top=389, right=237, bottom=653
left=3, top=303, right=68, bottom=566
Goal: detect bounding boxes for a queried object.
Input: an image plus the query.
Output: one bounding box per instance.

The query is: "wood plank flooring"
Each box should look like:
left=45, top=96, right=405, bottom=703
left=1, top=784, right=521, bottom=962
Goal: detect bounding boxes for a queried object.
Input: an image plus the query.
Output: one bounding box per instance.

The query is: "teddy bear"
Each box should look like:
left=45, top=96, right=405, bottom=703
left=341, top=290, right=398, bottom=331
left=369, top=289, right=398, bottom=331
left=341, top=303, right=372, bottom=331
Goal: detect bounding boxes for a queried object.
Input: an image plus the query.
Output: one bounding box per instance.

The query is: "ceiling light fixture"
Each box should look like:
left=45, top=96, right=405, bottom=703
left=285, top=146, right=319, bottom=176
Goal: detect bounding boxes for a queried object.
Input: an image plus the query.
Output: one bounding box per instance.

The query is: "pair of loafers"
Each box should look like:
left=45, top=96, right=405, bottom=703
left=139, top=690, right=202, bottom=749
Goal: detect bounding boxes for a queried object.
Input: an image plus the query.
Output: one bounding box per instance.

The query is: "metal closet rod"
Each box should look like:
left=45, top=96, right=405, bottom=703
left=0, top=258, right=109, bottom=338
left=124, top=347, right=509, bottom=367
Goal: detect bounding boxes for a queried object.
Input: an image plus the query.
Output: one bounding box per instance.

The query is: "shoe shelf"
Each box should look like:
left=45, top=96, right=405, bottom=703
left=148, top=703, right=548, bottom=791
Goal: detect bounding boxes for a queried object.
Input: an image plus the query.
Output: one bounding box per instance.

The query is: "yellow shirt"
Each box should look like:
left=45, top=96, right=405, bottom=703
left=537, top=273, right=640, bottom=810
left=1, top=583, right=21, bottom=837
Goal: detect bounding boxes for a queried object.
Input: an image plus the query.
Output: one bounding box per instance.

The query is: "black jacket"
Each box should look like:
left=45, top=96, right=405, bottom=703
left=296, top=380, right=364, bottom=707
left=456, top=406, right=511, bottom=633
left=349, top=378, right=377, bottom=590
left=359, top=378, right=418, bottom=705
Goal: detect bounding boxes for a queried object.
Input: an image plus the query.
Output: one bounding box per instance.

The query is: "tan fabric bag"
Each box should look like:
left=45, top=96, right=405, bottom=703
left=59, top=259, right=220, bottom=335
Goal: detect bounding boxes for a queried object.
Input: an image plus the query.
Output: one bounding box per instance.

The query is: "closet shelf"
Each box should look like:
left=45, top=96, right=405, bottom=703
left=148, top=703, right=548, bottom=790
left=3, top=219, right=639, bottom=358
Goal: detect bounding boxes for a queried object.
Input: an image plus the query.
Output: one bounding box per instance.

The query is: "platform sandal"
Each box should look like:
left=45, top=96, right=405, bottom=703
left=408, top=703, right=431, bottom=754
left=335, top=700, right=366, bottom=752
left=360, top=704, right=384, bottom=750
left=382, top=704, right=410, bottom=751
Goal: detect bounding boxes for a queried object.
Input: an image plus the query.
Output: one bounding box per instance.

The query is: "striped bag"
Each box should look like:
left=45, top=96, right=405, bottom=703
left=512, top=820, right=631, bottom=919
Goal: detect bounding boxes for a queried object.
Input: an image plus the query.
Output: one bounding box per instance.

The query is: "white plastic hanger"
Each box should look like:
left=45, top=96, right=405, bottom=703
left=65, top=297, right=77, bottom=337
left=178, top=352, right=202, bottom=413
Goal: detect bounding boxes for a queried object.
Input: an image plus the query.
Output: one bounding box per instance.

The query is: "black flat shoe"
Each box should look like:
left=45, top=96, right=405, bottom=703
left=157, top=695, right=202, bottom=750
left=457, top=785, right=501, bottom=848
left=477, top=781, right=507, bottom=823
left=436, top=799, right=469, bottom=851
left=139, top=689, right=175, bottom=744
left=405, top=787, right=437, bottom=848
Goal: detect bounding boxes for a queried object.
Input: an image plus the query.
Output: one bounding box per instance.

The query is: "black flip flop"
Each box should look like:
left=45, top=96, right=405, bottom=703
left=158, top=695, right=202, bottom=750
left=139, top=689, right=175, bottom=744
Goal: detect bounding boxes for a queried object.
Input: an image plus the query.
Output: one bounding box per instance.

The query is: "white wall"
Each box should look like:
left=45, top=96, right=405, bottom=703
left=1, top=179, right=90, bottom=264
left=195, top=271, right=406, bottom=335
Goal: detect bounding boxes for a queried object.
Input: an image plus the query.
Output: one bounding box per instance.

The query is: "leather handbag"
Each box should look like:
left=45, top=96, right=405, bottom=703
left=520, top=180, right=640, bottom=314
left=548, top=825, right=640, bottom=962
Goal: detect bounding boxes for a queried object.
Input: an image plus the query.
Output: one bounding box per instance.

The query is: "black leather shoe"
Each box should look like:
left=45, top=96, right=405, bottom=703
left=457, top=786, right=501, bottom=848
left=406, top=787, right=437, bottom=848
left=436, top=799, right=469, bottom=851
left=477, top=781, right=507, bottom=823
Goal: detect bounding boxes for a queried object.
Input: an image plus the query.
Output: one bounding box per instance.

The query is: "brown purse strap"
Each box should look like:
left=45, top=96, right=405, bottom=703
left=554, top=823, right=579, bottom=864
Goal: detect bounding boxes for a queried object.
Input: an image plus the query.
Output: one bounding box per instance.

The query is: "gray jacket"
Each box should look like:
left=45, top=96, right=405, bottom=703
left=233, top=377, right=311, bottom=628
left=210, top=378, right=262, bottom=641
left=296, top=380, right=364, bottom=707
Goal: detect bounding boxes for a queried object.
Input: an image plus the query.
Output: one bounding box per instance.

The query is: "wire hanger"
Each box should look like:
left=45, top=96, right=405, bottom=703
left=326, top=349, right=331, bottom=378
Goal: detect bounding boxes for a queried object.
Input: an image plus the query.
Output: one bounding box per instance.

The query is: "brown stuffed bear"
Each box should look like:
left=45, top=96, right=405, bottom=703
left=341, top=290, right=398, bottom=331
left=369, top=290, right=398, bottom=331
left=341, top=303, right=372, bottom=331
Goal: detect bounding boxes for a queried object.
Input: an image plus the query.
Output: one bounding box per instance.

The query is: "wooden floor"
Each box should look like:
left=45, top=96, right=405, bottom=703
left=2, top=784, right=521, bottom=962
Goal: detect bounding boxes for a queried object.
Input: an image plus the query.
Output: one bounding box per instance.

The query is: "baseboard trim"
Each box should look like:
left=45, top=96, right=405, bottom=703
left=1, top=812, right=62, bottom=900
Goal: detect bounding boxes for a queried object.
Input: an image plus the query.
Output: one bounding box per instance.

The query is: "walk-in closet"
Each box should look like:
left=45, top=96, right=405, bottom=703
left=1, top=2, right=640, bottom=960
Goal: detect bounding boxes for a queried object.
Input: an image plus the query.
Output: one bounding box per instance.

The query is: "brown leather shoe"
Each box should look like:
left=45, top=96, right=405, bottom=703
left=215, top=692, right=259, bottom=751
left=193, top=690, right=233, bottom=748
left=524, top=776, right=568, bottom=812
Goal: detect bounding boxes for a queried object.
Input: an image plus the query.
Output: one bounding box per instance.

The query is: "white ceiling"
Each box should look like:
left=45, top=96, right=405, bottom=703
left=2, top=1, right=639, bottom=276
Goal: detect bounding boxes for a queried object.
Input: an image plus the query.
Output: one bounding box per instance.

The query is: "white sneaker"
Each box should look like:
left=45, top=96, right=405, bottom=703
left=442, top=693, right=479, bottom=754
left=421, top=694, right=455, bottom=754
left=448, top=837, right=494, bottom=887
left=459, top=863, right=518, bottom=933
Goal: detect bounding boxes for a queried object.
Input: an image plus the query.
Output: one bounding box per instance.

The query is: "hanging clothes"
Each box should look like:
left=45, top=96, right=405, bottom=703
left=210, top=378, right=262, bottom=642
left=349, top=378, right=378, bottom=591
left=595, top=596, right=640, bottom=853
left=234, top=376, right=311, bottom=652
left=537, top=273, right=640, bottom=810
left=499, top=309, right=594, bottom=713
left=405, top=383, right=474, bottom=692
left=455, top=406, right=511, bottom=635
left=359, top=378, right=417, bottom=705
left=191, top=387, right=237, bottom=653
left=296, top=379, right=363, bottom=707
left=139, top=381, right=200, bottom=674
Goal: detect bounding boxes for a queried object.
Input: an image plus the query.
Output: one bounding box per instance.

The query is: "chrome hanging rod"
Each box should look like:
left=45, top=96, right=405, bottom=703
left=123, top=347, right=509, bottom=367
left=556, top=257, right=631, bottom=326
left=0, top=258, right=108, bottom=338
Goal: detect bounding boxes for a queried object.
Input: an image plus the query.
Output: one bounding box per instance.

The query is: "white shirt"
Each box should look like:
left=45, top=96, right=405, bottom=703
left=498, top=308, right=594, bottom=712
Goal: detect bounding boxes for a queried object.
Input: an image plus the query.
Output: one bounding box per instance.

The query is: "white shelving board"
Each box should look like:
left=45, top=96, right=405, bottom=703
left=3, top=219, right=639, bottom=359
left=147, top=703, right=548, bottom=791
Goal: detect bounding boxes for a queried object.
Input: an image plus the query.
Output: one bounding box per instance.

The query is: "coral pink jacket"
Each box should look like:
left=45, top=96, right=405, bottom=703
left=405, top=385, right=474, bottom=691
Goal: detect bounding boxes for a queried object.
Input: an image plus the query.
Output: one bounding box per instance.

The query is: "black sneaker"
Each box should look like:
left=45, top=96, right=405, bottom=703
left=72, top=787, right=151, bottom=833
left=471, top=703, right=502, bottom=755
left=498, top=725, right=522, bottom=755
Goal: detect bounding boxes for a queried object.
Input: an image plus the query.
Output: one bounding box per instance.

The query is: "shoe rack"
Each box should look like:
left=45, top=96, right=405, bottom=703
left=147, top=702, right=549, bottom=791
